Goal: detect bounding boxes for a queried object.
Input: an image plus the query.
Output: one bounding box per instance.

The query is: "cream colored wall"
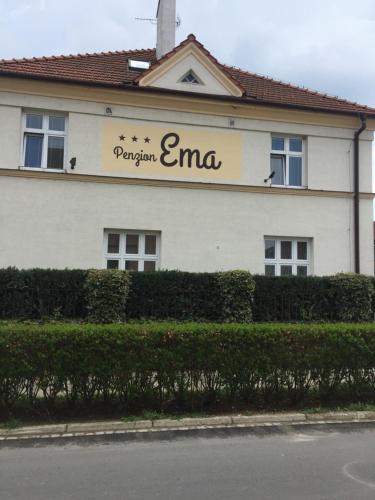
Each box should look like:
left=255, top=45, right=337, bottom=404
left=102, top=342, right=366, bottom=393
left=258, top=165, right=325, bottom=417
left=147, top=53, right=233, bottom=95
left=0, top=88, right=373, bottom=275
left=0, top=90, right=372, bottom=193
left=0, top=105, right=21, bottom=170
left=0, top=176, right=373, bottom=275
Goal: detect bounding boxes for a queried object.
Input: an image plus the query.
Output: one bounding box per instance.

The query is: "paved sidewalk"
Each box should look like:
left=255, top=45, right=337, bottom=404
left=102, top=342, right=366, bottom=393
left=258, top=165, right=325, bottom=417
left=1, top=410, right=375, bottom=442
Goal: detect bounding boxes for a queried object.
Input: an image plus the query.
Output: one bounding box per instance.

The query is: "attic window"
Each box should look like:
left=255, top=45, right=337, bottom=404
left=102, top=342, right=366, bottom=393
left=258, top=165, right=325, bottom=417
left=128, top=59, right=151, bottom=71
left=180, top=70, right=202, bottom=85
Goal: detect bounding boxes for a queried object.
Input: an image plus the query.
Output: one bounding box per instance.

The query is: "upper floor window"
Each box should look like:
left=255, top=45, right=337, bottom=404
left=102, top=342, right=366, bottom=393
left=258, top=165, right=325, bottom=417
left=22, top=112, right=66, bottom=170
left=271, top=136, right=304, bottom=187
left=104, top=230, right=160, bottom=271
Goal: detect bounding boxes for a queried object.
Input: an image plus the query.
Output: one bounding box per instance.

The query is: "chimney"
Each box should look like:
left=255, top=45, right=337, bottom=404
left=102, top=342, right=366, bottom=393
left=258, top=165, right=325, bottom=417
left=156, top=0, right=176, bottom=59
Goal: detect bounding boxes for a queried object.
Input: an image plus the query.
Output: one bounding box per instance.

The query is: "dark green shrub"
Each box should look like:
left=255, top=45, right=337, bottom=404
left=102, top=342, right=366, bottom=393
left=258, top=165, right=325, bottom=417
left=253, top=275, right=332, bottom=321
left=126, top=270, right=217, bottom=320
left=127, top=270, right=255, bottom=322
left=253, top=274, right=374, bottom=322
left=1, top=322, right=375, bottom=412
left=329, top=273, right=374, bottom=322
left=0, top=268, right=87, bottom=319
left=0, top=268, right=373, bottom=323
left=217, top=270, right=254, bottom=322
left=85, top=269, right=131, bottom=323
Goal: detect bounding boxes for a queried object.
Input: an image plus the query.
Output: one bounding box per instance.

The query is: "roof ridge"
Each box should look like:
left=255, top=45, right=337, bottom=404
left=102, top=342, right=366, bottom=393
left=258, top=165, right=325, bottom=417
left=0, top=47, right=156, bottom=65
left=224, top=63, right=372, bottom=110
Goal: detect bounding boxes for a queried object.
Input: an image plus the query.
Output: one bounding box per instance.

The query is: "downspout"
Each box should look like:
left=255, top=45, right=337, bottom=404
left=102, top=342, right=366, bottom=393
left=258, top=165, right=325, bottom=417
left=354, top=114, right=367, bottom=273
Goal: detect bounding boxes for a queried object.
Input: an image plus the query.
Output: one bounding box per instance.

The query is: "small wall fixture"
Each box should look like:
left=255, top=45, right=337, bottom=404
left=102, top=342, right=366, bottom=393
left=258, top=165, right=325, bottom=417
left=69, top=157, right=77, bottom=170
left=105, top=107, right=113, bottom=115
left=264, top=170, right=275, bottom=184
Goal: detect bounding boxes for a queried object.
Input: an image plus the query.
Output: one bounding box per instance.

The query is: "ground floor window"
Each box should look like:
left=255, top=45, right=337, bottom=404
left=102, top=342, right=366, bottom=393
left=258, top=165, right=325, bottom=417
left=104, top=230, right=160, bottom=271
left=264, top=237, right=310, bottom=276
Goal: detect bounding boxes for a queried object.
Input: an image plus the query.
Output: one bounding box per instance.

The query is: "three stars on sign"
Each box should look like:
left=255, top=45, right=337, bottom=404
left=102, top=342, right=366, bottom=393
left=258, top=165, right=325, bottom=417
left=119, top=135, right=151, bottom=143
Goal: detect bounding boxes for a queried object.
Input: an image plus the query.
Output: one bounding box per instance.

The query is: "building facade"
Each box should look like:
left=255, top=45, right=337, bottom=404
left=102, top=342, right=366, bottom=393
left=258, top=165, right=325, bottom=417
left=0, top=8, right=374, bottom=275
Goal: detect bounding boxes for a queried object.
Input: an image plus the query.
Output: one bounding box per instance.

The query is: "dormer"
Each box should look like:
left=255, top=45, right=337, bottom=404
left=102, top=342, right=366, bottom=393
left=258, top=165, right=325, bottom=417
left=136, top=35, right=244, bottom=97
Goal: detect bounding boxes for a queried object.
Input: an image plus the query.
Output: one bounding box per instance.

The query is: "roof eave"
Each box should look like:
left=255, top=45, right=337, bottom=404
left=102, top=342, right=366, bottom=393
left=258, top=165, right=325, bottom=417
left=0, top=71, right=373, bottom=119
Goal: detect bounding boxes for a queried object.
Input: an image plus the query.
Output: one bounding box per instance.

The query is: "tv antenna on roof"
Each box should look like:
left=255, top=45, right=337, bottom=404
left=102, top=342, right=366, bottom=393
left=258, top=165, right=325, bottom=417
left=135, top=15, right=181, bottom=28
left=135, top=17, right=157, bottom=25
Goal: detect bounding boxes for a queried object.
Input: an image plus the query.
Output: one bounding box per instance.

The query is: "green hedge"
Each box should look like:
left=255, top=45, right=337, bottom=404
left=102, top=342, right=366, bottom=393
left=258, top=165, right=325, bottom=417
left=0, top=268, right=87, bottom=319
left=86, top=269, right=132, bottom=323
left=253, top=273, right=374, bottom=322
left=0, top=268, right=373, bottom=323
left=1, top=322, right=375, bottom=412
left=127, top=270, right=254, bottom=322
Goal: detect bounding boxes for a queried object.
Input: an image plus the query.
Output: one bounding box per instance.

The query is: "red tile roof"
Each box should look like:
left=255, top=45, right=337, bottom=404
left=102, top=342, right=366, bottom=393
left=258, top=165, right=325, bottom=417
left=0, top=34, right=374, bottom=116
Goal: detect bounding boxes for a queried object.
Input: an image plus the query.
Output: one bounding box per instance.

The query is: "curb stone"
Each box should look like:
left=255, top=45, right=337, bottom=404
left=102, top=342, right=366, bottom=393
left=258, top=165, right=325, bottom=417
left=232, top=413, right=305, bottom=425
left=152, top=416, right=232, bottom=428
left=68, top=420, right=152, bottom=433
left=305, top=412, right=359, bottom=422
left=1, top=411, right=375, bottom=440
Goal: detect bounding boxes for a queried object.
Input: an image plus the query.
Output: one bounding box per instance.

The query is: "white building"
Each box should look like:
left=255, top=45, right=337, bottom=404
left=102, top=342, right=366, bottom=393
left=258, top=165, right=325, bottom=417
left=0, top=0, right=374, bottom=276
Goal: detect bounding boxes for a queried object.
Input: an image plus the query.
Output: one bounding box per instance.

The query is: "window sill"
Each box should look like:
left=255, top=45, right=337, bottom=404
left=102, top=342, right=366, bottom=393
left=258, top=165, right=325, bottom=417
left=271, top=184, right=307, bottom=189
left=19, top=166, right=67, bottom=174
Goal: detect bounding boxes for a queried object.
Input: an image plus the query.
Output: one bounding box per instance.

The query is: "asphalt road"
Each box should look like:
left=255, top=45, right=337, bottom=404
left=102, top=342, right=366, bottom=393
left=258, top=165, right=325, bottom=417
left=1, top=425, right=375, bottom=499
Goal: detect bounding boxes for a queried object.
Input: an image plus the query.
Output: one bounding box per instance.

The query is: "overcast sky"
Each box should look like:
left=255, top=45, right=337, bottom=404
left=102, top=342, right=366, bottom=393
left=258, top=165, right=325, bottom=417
left=1, top=0, right=375, bottom=200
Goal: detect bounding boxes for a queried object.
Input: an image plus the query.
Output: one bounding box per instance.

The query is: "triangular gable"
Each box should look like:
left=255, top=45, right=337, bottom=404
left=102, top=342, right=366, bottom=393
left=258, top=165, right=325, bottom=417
left=136, top=34, right=244, bottom=97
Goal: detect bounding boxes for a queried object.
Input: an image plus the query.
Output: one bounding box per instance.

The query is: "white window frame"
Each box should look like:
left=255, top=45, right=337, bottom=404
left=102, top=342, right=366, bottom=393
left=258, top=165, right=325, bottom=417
left=264, top=237, right=311, bottom=276
left=270, top=136, right=305, bottom=188
left=21, top=111, right=67, bottom=172
left=103, top=230, right=161, bottom=271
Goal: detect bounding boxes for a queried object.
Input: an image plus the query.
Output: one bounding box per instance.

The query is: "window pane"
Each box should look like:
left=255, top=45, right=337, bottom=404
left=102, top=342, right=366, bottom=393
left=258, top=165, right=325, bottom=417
left=47, top=136, right=64, bottom=169
left=24, top=134, right=43, bottom=168
left=265, top=239, right=276, bottom=259
left=289, top=156, right=302, bottom=186
left=126, top=235, right=139, bottom=255
left=125, top=260, right=139, bottom=271
left=49, top=116, right=65, bottom=132
left=280, top=241, right=292, bottom=259
left=106, top=260, right=119, bottom=269
left=107, top=233, right=120, bottom=253
left=265, top=264, right=275, bottom=276
left=144, top=261, right=156, bottom=272
left=280, top=265, right=293, bottom=276
left=271, top=155, right=285, bottom=185
left=297, top=265, right=307, bottom=276
left=272, top=137, right=284, bottom=151
left=297, top=241, right=307, bottom=260
left=289, top=138, right=302, bottom=152
left=26, top=114, right=43, bottom=129
left=145, top=235, right=157, bottom=255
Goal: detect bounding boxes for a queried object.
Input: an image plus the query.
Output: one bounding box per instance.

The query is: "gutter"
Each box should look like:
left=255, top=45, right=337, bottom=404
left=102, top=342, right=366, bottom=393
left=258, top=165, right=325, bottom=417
left=354, top=114, right=367, bottom=273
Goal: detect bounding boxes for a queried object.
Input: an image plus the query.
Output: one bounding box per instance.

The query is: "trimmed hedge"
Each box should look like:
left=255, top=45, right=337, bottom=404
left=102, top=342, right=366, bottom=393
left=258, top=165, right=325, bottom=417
left=253, top=275, right=332, bottom=322
left=0, top=268, right=373, bottom=323
left=127, top=270, right=255, bottom=322
left=86, top=269, right=131, bottom=323
left=330, top=273, right=374, bottom=322
left=0, top=268, right=87, bottom=319
left=1, top=322, right=375, bottom=412
left=253, top=273, right=374, bottom=322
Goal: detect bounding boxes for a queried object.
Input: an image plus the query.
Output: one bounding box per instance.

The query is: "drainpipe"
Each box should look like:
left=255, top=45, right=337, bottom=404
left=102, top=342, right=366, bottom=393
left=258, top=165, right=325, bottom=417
left=354, top=114, right=367, bottom=274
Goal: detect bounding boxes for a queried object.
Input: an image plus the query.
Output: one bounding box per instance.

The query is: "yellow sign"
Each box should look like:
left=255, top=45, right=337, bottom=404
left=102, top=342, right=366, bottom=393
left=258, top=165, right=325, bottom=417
left=102, top=120, right=242, bottom=180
